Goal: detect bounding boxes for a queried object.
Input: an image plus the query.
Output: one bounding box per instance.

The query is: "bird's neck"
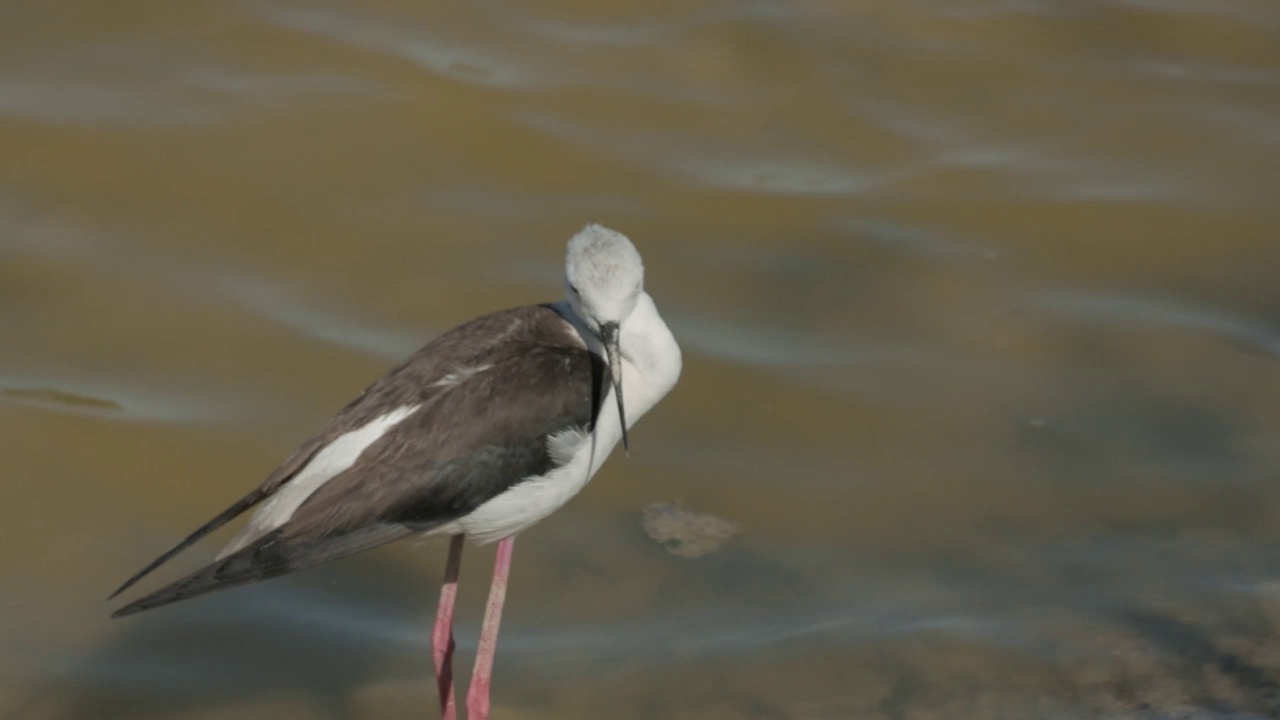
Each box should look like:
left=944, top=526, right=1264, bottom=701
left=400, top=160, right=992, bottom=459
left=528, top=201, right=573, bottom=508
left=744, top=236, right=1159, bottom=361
left=617, top=293, right=682, bottom=420
left=552, top=293, right=682, bottom=427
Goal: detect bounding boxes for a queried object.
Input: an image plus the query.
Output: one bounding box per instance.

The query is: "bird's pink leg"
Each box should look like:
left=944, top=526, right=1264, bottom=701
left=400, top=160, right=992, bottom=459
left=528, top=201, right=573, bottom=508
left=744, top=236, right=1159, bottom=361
left=433, top=534, right=465, bottom=720
left=466, top=535, right=516, bottom=720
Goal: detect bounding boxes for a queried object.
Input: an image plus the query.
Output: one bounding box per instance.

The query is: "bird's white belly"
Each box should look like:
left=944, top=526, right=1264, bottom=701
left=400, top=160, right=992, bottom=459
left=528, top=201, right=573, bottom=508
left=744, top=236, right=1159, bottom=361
left=444, top=362, right=646, bottom=545
left=451, top=426, right=608, bottom=545
left=438, top=295, right=681, bottom=546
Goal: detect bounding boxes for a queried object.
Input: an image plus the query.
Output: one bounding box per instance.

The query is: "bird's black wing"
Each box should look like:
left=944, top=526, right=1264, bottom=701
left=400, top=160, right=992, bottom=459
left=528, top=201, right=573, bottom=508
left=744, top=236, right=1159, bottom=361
left=111, top=308, right=605, bottom=617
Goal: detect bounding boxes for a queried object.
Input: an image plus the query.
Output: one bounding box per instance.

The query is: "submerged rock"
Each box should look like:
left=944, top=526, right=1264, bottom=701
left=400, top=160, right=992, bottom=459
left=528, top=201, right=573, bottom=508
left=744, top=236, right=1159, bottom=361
left=641, top=502, right=738, bottom=558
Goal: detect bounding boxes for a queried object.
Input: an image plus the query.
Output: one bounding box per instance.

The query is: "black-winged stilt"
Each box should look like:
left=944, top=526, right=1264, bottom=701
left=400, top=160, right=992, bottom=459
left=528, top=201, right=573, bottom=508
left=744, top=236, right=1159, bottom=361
left=108, top=224, right=682, bottom=719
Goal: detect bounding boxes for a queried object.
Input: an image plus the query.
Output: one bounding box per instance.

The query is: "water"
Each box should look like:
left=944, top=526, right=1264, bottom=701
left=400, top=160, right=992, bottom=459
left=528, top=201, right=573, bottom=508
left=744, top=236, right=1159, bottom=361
left=2, top=1, right=1279, bottom=718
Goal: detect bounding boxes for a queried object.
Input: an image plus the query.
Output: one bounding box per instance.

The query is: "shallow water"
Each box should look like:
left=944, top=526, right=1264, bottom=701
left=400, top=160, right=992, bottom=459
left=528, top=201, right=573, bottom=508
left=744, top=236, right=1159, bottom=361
left=2, top=1, right=1279, bottom=719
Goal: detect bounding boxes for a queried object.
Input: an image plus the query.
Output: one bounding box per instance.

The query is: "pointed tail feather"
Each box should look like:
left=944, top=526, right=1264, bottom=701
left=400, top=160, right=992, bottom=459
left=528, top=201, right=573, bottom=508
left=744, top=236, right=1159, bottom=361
left=110, top=523, right=411, bottom=618
left=107, top=487, right=269, bottom=601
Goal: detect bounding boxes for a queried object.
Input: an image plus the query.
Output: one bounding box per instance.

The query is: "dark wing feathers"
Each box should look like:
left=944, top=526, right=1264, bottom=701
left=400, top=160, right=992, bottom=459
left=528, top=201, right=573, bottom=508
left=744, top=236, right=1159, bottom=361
left=107, top=487, right=268, bottom=600
left=292, top=341, right=603, bottom=532
left=107, top=431, right=337, bottom=600
left=111, top=524, right=413, bottom=618
left=111, top=304, right=602, bottom=617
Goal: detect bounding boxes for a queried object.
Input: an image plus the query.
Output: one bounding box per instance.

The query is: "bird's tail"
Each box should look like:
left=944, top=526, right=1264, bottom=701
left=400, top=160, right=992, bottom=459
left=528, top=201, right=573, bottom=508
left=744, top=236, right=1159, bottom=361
left=110, top=523, right=411, bottom=618
left=107, top=487, right=270, bottom=601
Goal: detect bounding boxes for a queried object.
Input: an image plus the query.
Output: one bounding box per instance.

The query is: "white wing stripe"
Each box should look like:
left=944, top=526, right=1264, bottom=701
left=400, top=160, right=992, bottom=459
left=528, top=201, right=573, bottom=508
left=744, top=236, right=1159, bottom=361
left=217, top=405, right=420, bottom=558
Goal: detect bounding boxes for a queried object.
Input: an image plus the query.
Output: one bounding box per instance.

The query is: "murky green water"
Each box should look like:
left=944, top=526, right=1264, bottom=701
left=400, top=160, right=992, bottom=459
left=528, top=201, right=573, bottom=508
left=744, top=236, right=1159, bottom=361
left=3, top=1, right=1279, bottom=718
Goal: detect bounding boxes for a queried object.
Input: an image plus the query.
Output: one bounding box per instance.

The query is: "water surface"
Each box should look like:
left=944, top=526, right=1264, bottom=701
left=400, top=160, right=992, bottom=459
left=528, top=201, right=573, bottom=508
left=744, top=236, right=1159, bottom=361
left=2, top=1, right=1279, bottom=718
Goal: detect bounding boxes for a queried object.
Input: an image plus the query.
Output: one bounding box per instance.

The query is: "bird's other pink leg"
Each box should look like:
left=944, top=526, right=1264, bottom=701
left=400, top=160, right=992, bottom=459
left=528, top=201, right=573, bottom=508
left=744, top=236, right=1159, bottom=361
left=466, top=534, right=516, bottom=720
left=433, top=534, right=465, bottom=720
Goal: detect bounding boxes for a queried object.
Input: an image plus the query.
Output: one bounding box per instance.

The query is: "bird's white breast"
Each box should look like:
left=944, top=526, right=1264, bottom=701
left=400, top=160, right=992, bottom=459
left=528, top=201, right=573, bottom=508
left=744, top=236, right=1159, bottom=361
left=450, top=366, right=645, bottom=545
left=451, top=426, right=597, bottom=545
left=448, top=292, right=682, bottom=545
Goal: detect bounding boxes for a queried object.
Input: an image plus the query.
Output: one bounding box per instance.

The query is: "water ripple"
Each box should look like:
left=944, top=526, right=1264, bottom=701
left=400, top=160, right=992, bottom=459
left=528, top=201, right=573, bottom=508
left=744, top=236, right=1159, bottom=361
left=0, top=373, right=234, bottom=423
left=218, top=277, right=428, bottom=361
left=849, top=97, right=1200, bottom=203
left=845, top=219, right=1000, bottom=260
left=0, top=79, right=219, bottom=127
left=1030, top=290, right=1280, bottom=360
left=486, top=1, right=791, bottom=48
left=516, top=109, right=889, bottom=196
left=666, top=313, right=853, bottom=368
left=263, top=8, right=573, bottom=90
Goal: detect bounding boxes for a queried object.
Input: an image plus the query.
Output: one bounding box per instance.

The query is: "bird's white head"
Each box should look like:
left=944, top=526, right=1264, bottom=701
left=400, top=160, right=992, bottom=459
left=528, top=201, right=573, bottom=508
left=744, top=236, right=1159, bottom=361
left=563, top=223, right=645, bottom=332
left=563, top=223, right=645, bottom=452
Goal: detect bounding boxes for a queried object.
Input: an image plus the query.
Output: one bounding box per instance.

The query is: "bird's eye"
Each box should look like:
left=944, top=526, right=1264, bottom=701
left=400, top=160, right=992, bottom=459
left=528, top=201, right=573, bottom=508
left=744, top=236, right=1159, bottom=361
left=569, top=283, right=580, bottom=295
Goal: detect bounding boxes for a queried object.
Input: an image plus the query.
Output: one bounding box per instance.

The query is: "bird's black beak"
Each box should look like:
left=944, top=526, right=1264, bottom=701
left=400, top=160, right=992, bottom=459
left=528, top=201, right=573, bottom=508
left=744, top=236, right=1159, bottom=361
left=599, top=322, right=628, bottom=454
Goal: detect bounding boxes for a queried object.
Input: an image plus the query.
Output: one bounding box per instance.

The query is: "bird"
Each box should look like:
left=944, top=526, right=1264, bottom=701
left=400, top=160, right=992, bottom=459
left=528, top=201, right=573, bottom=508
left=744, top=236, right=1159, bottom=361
left=107, top=223, right=683, bottom=720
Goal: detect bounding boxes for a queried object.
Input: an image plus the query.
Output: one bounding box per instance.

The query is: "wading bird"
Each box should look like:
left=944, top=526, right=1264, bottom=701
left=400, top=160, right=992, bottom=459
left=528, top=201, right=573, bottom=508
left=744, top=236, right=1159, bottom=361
left=109, top=224, right=682, bottom=719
